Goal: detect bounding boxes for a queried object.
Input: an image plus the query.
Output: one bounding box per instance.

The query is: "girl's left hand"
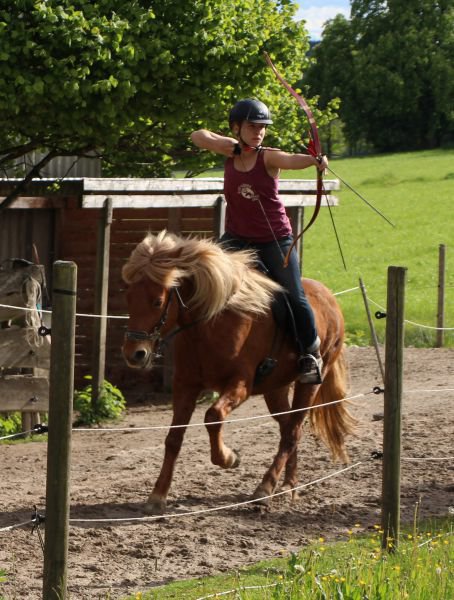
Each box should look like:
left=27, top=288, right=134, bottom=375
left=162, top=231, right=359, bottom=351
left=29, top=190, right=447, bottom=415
left=317, top=155, right=329, bottom=171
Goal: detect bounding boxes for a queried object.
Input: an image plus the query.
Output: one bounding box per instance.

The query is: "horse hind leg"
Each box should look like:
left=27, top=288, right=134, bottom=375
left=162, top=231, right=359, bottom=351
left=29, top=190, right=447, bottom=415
left=204, top=382, right=249, bottom=469
left=252, top=386, right=315, bottom=505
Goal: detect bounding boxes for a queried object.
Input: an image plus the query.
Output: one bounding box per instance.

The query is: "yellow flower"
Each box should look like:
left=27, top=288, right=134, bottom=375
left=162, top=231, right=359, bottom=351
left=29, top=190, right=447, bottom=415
left=319, top=537, right=325, bottom=542
left=354, top=523, right=361, bottom=528
left=407, top=534, right=413, bottom=539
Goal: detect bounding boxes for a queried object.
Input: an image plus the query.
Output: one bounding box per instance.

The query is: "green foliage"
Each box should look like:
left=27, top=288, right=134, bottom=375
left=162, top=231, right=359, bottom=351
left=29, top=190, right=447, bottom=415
left=73, top=375, right=126, bottom=426
left=306, top=1, right=454, bottom=152
left=0, top=1, right=335, bottom=177
left=0, top=412, right=21, bottom=437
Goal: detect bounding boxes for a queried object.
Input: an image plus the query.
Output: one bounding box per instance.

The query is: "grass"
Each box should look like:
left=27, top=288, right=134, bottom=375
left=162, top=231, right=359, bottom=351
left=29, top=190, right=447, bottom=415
left=204, top=148, right=454, bottom=347
left=123, top=518, right=453, bottom=599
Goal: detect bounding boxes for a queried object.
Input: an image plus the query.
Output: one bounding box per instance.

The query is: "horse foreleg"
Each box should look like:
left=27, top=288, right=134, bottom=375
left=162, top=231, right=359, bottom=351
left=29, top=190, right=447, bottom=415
left=204, top=381, right=249, bottom=469
left=146, top=386, right=199, bottom=515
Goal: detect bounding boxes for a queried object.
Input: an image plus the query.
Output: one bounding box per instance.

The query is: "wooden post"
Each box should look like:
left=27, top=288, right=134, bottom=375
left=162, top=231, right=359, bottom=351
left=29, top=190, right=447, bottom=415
left=43, top=261, right=77, bottom=600
left=92, top=197, right=112, bottom=408
left=381, top=266, right=406, bottom=552
left=436, top=244, right=446, bottom=348
left=359, top=277, right=385, bottom=384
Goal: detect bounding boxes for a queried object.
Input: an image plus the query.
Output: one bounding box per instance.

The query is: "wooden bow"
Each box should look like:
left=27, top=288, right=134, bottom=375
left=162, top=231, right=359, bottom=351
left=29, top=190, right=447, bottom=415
left=264, top=52, right=323, bottom=267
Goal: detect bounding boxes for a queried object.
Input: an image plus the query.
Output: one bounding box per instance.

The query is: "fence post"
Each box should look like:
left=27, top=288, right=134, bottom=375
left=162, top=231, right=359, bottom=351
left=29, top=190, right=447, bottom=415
left=436, top=244, right=446, bottom=348
left=43, top=261, right=77, bottom=600
left=92, top=197, right=112, bottom=408
left=381, top=266, right=406, bottom=552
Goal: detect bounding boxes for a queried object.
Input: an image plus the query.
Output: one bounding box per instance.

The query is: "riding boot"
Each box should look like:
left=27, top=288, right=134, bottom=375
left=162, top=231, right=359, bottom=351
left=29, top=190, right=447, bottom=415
left=298, top=336, right=323, bottom=384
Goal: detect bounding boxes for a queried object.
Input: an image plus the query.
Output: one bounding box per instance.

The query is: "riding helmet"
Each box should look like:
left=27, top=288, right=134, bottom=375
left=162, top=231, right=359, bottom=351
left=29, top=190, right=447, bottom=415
left=229, top=99, right=273, bottom=126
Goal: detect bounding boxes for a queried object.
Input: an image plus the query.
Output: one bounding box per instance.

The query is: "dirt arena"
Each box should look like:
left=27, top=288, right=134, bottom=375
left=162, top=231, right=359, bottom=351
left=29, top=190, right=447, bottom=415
left=1, top=346, right=453, bottom=599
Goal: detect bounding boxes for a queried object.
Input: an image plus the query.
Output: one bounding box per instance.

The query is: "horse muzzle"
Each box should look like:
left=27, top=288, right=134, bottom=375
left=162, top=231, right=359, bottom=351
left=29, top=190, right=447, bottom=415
left=122, top=330, right=162, bottom=370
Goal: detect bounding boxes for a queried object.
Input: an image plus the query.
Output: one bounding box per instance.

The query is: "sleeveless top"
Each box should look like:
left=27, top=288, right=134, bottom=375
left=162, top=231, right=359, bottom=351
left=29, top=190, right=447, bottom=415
left=223, top=150, right=292, bottom=243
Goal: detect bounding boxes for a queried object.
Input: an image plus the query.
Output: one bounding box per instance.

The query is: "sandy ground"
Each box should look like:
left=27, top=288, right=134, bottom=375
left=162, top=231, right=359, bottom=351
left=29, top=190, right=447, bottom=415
left=1, top=347, right=453, bottom=599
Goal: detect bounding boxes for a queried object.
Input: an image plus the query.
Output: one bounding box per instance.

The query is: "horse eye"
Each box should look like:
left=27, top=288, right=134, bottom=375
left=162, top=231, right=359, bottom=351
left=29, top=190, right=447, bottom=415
left=152, top=297, right=163, bottom=308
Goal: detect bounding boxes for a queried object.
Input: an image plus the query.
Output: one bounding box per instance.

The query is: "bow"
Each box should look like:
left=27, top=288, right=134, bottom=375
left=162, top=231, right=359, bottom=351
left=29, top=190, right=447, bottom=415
left=264, top=51, right=324, bottom=267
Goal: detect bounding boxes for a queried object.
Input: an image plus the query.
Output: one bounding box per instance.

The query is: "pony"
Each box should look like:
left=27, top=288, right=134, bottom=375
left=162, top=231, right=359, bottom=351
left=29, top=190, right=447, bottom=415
left=122, top=230, right=356, bottom=515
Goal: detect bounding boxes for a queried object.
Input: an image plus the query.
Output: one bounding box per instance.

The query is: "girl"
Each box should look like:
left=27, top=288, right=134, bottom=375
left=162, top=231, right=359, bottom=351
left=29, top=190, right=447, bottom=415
left=191, top=98, right=328, bottom=383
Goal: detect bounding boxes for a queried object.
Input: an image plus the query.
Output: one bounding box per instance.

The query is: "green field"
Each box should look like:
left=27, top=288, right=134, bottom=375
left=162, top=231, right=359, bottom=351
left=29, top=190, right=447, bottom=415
left=209, top=148, right=454, bottom=347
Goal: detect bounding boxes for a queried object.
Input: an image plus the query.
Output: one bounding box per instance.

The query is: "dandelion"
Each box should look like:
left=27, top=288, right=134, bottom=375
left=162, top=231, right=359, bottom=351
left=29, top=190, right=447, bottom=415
left=277, top=575, right=283, bottom=580
left=407, top=534, right=413, bottom=540
left=359, top=580, right=366, bottom=586
left=318, top=537, right=325, bottom=543
left=373, top=524, right=380, bottom=530
left=354, top=523, right=361, bottom=528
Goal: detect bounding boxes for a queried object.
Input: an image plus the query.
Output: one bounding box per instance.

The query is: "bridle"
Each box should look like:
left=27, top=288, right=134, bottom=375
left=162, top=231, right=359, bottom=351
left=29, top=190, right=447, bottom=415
left=125, top=287, right=185, bottom=344
left=124, top=287, right=203, bottom=352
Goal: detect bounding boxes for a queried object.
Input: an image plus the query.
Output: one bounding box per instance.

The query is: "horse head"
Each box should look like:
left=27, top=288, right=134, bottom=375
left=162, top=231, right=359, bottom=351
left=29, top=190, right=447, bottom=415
left=122, top=277, right=180, bottom=370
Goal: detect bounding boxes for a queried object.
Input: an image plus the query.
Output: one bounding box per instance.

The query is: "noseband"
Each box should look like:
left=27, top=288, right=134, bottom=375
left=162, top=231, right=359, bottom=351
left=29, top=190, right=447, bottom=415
left=125, top=287, right=187, bottom=345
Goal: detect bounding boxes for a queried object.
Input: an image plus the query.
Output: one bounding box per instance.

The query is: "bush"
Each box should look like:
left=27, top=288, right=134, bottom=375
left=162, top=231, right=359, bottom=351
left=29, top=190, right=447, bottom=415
left=74, top=376, right=126, bottom=426
left=0, top=412, right=22, bottom=438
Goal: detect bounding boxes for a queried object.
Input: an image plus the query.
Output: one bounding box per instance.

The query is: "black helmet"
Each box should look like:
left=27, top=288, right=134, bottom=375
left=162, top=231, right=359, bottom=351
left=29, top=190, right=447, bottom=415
left=229, top=99, right=273, bottom=126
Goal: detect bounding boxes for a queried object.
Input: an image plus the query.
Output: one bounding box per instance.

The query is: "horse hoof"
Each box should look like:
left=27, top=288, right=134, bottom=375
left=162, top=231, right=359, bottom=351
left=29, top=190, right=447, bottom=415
left=230, top=450, right=241, bottom=468
left=251, top=485, right=271, bottom=506
left=144, top=496, right=167, bottom=515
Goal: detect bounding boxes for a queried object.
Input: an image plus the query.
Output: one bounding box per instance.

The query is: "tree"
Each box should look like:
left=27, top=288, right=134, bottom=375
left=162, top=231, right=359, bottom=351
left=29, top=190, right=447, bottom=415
left=0, top=0, right=336, bottom=200
left=306, top=0, right=454, bottom=152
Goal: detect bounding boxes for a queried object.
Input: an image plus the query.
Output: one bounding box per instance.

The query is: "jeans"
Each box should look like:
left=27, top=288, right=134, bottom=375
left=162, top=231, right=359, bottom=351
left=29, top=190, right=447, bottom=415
left=219, top=233, right=318, bottom=351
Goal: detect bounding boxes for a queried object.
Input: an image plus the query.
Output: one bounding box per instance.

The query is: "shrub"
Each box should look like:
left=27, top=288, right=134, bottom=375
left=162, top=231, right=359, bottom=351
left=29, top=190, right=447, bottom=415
left=73, top=376, right=126, bottom=426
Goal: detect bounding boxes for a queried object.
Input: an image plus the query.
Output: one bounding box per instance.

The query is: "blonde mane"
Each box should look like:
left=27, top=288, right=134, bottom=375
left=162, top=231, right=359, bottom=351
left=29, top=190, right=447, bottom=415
left=122, top=231, right=282, bottom=320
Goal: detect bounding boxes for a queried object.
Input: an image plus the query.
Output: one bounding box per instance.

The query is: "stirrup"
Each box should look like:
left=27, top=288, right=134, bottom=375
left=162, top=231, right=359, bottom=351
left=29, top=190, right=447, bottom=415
left=298, top=353, right=323, bottom=384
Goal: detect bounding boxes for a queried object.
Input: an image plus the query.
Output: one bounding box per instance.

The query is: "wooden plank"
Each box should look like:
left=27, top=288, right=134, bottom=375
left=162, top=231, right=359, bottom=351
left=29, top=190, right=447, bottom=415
left=0, top=375, right=49, bottom=412
left=0, top=327, right=51, bottom=369
left=81, top=177, right=339, bottom=193
left=82, top=194, right=339, bottom=209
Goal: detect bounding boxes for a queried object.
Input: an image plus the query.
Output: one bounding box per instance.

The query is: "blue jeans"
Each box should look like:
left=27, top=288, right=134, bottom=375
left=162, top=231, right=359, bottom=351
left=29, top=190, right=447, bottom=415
left=219, top=233, right=318, bottom=351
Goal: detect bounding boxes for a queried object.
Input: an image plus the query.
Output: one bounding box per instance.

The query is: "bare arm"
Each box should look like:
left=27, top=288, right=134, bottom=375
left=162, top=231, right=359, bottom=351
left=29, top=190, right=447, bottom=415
left=190, top=129, right=238, bottom=157
left=265, top=149, right=328, bottom=172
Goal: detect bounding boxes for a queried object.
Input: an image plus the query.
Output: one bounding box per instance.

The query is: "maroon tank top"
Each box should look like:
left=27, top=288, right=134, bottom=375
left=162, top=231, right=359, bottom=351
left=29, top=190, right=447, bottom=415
left=223, top=150, right=292, bottom=243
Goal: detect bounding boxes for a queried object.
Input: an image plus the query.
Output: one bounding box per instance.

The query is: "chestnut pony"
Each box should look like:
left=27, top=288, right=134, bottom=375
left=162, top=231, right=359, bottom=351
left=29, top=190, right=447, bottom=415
left=122, top=230, right=355, bottom=515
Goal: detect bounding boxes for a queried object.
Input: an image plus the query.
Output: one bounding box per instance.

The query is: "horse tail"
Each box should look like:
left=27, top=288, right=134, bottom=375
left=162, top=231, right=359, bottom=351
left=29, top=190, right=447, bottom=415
left=308, top=345, right=357, bottom=463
